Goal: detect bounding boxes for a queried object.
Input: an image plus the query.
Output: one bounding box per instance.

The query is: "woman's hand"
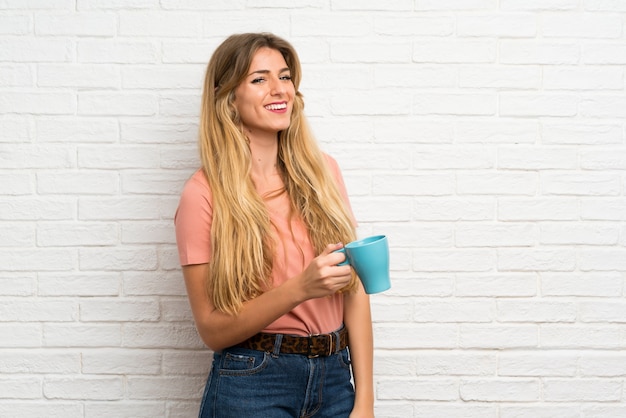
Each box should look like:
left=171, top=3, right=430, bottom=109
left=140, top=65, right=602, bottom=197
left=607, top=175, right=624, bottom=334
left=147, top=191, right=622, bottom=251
left=294, top=243, right=352, bottom=301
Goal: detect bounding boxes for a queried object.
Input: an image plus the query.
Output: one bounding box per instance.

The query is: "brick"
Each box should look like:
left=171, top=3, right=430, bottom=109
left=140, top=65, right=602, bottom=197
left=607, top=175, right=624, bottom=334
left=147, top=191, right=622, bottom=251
left=0, top=38, right=73, bottom=62
left=542, top=173, right=620, bottom=196
left=78, top=197, right=162, bottom=220
left=413, top=145, right=496, bottom=170
left=460, top=378, right=540, bottom=402
left=36, top=117, right=119, bottom=143
left=378, top=378, right=458, bottom=401
left=455, top=223, right=538, bottom=247
left=0, top=377, right=42, bottom=399
left=542, top=13, right=623, bottom=38
left=0, top=275, right=36, bottom=296
left=457, top=172, right=537, bottom=195
left=460, top=325, right=538, bottom=349
left=498, top=146, right=578, bottom=170
left=43, top=324, right=122, bottom=347
left=497, top=299, right=577, bottom=323
left=79, top=298, right=160, bottom=322
left=78, top=39, right=158, bottom=64
left=416, top=0, right=495, bottom=10
left=457, top=13, right=537, bottom=37
left=540, top=223, right=619, bottom=245
left=583, top=42, right=626, bottom=64
left=82, top=348, right=161, bottom=374
left=500, top=93, right=578, bottom=117
left=121, top=65, right=204, bottom=89
left=414, top=93, right=497, bottom=115
left=78, top=93, right=157, bottom=116
left=540, top=325, right=621, bottom=348
left=0, top=300, right=77, bottom=322
left=375, top=65, right=456, bottom=89
left=498, top=351, right=578, bottom=376
left=44, top=377, right=124, bottom=400
left=331, top=0, right=413, bottom=10
left=581, top=198, right=626, bottom=221
left=579, top=301, right=626, bottom=323
left=123, top=271, right=186, bottom=296
left=78, top=0, right=159, bottom=10
left=500, top=40, right=579, bottom=64
left=414, top=299, right=493, bottom=323
left=35, top=13, right=116, bottom=36
left=375, top=16, right=454, bottom=36
left=416, top=351, right=496, bottom=376
left=292, top=15, right=372, bottom=37
left=79, top=247, right=157, bottom=271
left=456, top=119, right=539, bottom=144
left=414, top=404, right=497, bottom=418
left=118, top=11, right=202, bottom=37
left=500, top=0, right=578, bottom=10
left=0, top=165, right=35, bottom=193
left=162, top=350, right=212, bottom=375
left=0, top=249, right=76, bottom=271
left=413, top=39, right=496, bottom=63
left=541, top=272, right=622, bottom=297
left=459, top=65, right=540, bottom=89
left=413, top=198, right=495, bottom=221
left=498, top=198, right=579, bottom=221
left=542, top=122, right=622, bottom=145
left=374, top=324, right=457, bottom=349
left=36, top=172, right=119, bottom=195
left=37, top=220, right=119, bottom=246
left=543, top=378, right=622, bottom=401
left=456, top=273, right=537, bottom=297
left=84, top=402, right=165, bottom=418
left=38, top=272, right=120, bottom=296
left=0, top=64, right=34, bottom=86
left=120, top=171, right=191, bottom=195
left=0, top=349, right=80, bottom=374
left=0, top=92, right=75, bottom=115
left=543, top=66, right=624, bottom=90
left=0, top=402, right=83, bottom=418
left=122, top=324, right=204, bottom=349
left=580, top=95, right=626, bottom=118
left=0, top=324, right=42, bottom=348
left=38, top=64, right=120, bottom=89
left=127, top=376, right=204, bottom=400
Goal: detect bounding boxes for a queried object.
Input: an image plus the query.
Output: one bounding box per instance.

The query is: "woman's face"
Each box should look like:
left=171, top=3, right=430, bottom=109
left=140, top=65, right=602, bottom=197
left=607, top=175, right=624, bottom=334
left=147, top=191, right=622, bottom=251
left=233, top=47, right=295, bottom=140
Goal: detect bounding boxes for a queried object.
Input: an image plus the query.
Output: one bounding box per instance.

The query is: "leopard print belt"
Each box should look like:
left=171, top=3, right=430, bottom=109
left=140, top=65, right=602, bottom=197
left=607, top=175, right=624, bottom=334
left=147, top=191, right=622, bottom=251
left=234, top=326, right=349, bottom=358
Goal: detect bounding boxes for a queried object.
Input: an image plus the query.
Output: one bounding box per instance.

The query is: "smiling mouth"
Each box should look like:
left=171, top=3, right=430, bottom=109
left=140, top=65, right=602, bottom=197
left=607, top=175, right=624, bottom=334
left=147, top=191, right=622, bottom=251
left=265, top=103, right=287, bottom=111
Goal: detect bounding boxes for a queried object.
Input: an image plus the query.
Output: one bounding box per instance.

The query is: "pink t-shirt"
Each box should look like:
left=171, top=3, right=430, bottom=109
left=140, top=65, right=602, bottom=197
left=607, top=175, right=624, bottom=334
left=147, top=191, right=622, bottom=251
left=174, top=154, right=355, bottom=336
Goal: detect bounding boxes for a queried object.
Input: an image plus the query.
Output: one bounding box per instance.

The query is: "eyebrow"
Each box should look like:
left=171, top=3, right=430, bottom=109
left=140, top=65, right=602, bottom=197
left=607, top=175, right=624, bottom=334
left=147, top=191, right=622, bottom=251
left=247, top=67, right=291, bottom=77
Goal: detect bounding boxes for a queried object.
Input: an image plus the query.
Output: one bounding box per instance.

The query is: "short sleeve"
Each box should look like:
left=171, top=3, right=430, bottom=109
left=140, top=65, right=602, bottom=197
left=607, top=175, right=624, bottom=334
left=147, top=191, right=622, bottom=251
left=174, top=170, right=213, bottom=266
left=323, top=154, right=357, bottom=227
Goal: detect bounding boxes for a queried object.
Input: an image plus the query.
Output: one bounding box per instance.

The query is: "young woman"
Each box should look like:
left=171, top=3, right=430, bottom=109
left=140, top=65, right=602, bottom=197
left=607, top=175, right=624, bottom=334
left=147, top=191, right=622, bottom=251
left=174, top=32, right=374, bottom=418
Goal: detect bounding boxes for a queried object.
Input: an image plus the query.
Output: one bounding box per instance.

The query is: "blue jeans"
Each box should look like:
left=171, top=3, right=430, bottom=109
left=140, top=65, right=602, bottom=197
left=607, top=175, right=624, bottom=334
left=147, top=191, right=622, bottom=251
left=198, top=335, right=355, bottom=417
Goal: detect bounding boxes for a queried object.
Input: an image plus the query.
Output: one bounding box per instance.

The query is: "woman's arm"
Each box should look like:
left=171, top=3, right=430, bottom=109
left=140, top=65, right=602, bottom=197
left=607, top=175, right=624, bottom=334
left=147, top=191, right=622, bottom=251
left=183, top=243, right=352, bottom=351
left=344, top=285, right=375, bottom=418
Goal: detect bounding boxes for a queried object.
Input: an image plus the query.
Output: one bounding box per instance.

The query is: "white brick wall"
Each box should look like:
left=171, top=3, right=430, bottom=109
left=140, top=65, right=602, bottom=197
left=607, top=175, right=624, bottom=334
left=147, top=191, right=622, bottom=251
left=1, top=1, right=625, bottom=417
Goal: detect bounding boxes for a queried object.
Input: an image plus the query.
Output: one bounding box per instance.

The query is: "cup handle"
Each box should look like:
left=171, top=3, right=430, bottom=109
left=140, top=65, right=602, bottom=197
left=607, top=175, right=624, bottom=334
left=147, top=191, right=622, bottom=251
left=335, top=248, right=349, bottom=266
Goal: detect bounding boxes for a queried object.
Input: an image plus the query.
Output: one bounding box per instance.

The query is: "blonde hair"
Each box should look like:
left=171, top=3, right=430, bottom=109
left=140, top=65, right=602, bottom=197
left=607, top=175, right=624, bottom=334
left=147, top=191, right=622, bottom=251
left=199, top=33, right=357, bottom=315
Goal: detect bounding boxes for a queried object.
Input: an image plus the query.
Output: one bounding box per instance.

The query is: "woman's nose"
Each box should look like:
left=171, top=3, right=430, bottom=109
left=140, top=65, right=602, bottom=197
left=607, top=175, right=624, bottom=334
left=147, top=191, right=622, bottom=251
left=269, top=77, right=285, bottom=95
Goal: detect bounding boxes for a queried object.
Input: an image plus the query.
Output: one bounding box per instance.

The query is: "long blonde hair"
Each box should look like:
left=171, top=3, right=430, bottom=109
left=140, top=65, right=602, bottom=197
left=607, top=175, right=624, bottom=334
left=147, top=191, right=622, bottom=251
left=199, top=33, right=357, bottom=315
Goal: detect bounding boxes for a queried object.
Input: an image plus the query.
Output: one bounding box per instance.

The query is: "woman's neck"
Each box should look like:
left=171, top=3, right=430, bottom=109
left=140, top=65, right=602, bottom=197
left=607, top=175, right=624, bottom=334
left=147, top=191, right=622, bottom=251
left=248, top=132, right=279, bottom=181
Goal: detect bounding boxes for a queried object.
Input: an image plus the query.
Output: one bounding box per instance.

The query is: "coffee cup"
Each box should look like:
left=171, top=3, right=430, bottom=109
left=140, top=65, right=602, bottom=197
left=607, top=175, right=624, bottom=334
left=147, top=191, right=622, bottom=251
left=336, top=235, right=391, bottom=294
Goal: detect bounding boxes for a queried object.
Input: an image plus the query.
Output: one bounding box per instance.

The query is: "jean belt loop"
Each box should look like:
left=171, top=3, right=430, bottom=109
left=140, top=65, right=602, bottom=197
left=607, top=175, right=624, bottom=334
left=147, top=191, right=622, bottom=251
left=272, top=334, right=283, bottom=356
left=333, top=330, right=341, bottom=354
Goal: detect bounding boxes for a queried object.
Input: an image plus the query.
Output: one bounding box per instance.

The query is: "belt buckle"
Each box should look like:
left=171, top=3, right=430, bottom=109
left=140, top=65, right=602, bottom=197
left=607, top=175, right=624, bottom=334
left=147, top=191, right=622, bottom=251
left=307, top=333, right=333, bottom=358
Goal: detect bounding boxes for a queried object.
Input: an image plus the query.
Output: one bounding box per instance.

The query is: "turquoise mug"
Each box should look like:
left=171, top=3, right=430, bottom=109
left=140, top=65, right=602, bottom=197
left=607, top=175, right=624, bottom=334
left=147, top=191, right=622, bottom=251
left=336, top=235, right=391, bottom=294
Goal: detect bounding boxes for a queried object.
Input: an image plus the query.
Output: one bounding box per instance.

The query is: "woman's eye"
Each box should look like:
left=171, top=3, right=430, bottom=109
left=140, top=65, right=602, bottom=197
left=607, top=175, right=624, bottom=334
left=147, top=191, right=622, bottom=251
left=251, top=78, right=265, bottom=84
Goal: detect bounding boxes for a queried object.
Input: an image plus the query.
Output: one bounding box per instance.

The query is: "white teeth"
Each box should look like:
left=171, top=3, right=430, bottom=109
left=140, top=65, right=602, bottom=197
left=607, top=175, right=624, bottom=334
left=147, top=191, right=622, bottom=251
left=265, top=103, right=287, bottom=110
